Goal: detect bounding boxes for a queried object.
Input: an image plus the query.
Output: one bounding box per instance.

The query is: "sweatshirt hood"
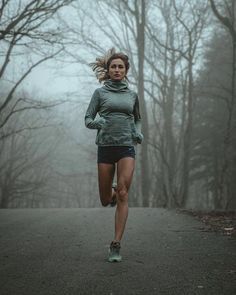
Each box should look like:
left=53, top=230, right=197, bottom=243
left=103, top=79, right=129, bottom=92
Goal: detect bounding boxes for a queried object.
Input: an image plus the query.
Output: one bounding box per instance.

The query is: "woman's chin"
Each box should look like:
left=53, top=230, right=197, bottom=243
left=111, top=78, right=122, bottom=82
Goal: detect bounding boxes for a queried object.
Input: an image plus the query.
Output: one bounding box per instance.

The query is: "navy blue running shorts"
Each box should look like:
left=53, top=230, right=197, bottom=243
left=97, top=146, right=135, bottom=164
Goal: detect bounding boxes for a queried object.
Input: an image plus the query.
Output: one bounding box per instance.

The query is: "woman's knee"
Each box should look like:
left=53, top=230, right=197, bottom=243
left=117, top=185, right=128, bottom=203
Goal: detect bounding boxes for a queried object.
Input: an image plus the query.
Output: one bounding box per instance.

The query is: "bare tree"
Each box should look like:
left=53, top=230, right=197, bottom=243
left=0, top=108, right=58, bottom=208
left=143, top=0, right=208, bottom=207
left=145, top=0, right=181, bottom=207
left=171, top=0, right=208, bottom=207
left=0, top=0, right=74, bottom=130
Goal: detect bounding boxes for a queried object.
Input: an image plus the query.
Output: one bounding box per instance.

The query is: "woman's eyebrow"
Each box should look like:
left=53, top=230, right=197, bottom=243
left=111, top=64, right=124, bottom=66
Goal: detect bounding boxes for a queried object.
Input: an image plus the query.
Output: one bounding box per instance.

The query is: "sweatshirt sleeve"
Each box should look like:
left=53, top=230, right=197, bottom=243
left=133, top=95, right=143, bottom=144
left=85, top=89, right=105, bottom=129
left=133, top=95, right=142, bottom=133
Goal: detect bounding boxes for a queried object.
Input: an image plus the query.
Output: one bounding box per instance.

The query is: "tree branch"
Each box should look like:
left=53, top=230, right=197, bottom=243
left=0, top=48, right=63, bottom=114
left=209, top=0, right=236, bottom=39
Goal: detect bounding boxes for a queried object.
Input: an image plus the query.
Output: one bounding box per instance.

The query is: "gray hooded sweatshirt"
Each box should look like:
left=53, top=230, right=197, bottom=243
left=85, top=80, right=143, bottom=146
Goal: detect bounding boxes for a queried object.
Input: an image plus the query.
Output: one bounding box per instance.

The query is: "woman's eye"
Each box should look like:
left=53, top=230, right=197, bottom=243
left=111, top=65, right=124, bottom=69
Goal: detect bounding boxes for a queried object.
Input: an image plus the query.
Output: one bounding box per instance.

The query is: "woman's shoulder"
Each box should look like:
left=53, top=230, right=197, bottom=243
left=127, top=88, right=138, bottom=99
left=92, top=87, right=103, bottom=96
left=125, top=83, right=137, bottom=96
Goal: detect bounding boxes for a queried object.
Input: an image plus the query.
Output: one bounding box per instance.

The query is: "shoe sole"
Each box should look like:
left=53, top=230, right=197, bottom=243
left=108, top=256, right=122, bottom=262
left=108, top=248, right=122, bottom=262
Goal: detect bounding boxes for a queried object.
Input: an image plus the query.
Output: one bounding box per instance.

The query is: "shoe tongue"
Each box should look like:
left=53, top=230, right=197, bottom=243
left=112, top=241, right=120, bottom=248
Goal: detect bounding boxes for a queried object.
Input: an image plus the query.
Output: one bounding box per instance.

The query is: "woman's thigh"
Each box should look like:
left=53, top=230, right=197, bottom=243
left=117, top=157, right=135, bottom=192
left=98, top=163, right=115, bottom=204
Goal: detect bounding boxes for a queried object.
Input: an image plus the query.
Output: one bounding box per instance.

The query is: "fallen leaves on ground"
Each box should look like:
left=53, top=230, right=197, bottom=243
left=180, top=210, right=236, bottom=238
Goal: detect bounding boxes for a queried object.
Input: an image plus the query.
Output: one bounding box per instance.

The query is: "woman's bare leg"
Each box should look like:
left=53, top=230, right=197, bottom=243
left=98, top=163, right=115, bottom=206
left=114, top=157, right=135, bottom=242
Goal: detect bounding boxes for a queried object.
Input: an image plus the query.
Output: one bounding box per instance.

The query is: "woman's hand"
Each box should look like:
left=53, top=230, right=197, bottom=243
left=133, top=132, right=143, bottom=144
left=94, top=117, right=106, bottom=129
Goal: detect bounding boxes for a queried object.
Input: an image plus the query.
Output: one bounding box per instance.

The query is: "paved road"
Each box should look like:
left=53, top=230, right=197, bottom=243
left=0, top=208, right=235, bottom=295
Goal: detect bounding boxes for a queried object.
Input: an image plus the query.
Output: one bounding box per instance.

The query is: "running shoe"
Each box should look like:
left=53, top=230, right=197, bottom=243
left=108, top=241, right=122, bottom=262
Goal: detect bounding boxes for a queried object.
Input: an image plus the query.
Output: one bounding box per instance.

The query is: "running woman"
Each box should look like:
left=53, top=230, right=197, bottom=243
left=85, top=48, right=143, bottom=262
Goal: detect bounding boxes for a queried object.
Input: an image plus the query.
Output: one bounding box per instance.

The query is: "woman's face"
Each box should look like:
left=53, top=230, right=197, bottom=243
left=108, top=58, right=126, bottom=81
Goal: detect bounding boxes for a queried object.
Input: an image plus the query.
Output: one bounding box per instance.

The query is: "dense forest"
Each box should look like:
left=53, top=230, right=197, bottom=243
left=0, top=0, right=235, bottom=210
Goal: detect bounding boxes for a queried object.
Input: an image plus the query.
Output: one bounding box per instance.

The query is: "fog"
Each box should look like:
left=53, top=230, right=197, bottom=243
left=0, top=0, right=235, bottom=210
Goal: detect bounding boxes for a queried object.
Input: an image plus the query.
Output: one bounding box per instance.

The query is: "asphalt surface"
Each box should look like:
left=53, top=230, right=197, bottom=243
left=0, top=208, right=235, bottom=295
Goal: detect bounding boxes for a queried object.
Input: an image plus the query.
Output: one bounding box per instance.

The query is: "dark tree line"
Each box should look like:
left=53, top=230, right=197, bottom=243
left=193, top=27, right=236, bottom=209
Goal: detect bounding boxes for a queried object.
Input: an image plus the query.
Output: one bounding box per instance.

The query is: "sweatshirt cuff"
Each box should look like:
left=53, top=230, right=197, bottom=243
left=85, top=117, right=106, bottom=129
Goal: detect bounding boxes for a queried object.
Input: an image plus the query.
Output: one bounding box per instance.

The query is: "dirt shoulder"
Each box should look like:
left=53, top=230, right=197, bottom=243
left=180, top=209, right=236, bottom=238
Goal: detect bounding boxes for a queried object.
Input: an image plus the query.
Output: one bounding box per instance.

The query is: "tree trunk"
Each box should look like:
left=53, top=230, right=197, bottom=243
left=136, top=0, right=150, bottom=206
left=163, top=28, right=177, bottom=208
left=181, top=54, right=194, bottom=207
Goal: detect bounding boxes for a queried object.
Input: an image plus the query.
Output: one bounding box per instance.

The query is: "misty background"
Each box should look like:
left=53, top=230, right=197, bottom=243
left=0, top=0, right=235, bottom=210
